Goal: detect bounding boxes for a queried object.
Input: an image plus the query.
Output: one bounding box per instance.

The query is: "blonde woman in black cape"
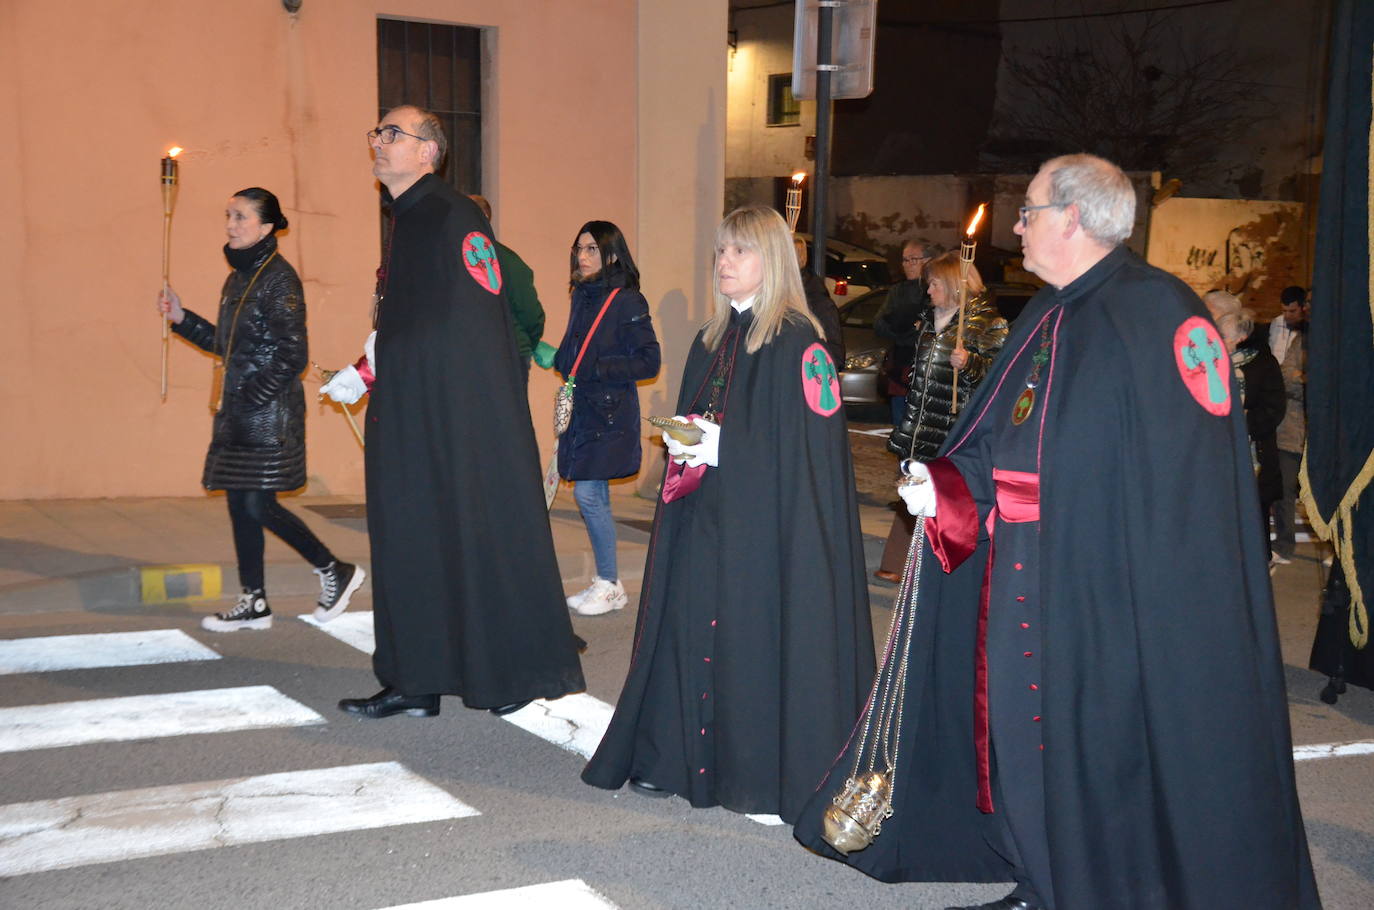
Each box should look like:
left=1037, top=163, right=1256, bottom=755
left=581, top=205, right=874, bottom=823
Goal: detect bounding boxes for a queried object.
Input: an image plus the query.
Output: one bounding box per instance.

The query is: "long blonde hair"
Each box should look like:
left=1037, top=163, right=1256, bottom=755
left=702, top=205, right=823, bottom=353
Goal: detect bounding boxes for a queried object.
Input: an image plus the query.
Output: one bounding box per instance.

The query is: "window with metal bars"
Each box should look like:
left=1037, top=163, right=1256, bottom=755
left=376, top=18, right=483, bottom=195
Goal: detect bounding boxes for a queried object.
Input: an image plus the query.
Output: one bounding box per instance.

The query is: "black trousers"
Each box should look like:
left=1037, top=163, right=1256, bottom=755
left=226, top=490, right=333, bottom=592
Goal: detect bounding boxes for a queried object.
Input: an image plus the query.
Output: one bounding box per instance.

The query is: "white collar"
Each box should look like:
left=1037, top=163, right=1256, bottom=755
left=730, top=294, right=757, bottom=313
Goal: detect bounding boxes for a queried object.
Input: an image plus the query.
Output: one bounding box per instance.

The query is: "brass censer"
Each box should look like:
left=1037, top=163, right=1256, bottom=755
left=822, top=516, right=926, bottom=855
left=646, top=415, right=704, bottom=446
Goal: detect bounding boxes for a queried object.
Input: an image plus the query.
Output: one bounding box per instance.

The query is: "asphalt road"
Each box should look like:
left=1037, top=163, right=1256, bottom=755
left=0, top=422, right=1370, bottom=909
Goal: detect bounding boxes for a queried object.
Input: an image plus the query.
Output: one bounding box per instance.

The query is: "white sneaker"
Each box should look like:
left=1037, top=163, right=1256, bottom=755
left=566, top=581, right=598, bottom=611
left=570, top=577, right=628, bottom=616
left=202, top=590, right=272, bottom=632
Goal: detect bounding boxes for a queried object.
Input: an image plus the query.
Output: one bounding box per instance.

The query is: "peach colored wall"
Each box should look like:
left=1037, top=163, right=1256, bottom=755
left=0, top=0, right=670, bottom=499
left=634, top=0, right=729, bottom=492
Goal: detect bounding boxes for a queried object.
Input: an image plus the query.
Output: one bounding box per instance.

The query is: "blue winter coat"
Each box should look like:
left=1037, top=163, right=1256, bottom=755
left=554, top=280, right=661, bottom=480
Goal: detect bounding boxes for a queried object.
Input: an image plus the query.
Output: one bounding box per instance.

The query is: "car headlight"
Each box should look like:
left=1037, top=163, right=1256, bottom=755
left=845, top=350, right=883, bottom=370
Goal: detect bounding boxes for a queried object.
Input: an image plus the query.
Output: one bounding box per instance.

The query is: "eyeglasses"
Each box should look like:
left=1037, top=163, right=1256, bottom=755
left=1018, top=203, right=1066, bottom=227
left=574, top=244, right=600, bottom=256
left=366, top=125, right=428, bottom=145
left=901, top=255, right=929, bottom=265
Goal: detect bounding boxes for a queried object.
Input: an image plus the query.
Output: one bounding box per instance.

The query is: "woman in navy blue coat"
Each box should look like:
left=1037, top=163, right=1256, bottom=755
left=554, top=221, right=661, bottom=615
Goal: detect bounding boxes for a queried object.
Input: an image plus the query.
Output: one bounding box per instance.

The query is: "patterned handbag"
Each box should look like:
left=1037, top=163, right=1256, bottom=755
left=554, top=288, right=619, bottom=437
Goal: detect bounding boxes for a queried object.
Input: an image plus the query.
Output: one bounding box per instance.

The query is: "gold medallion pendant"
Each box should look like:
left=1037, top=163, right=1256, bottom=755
left=1011, top=387, right=1035, bottom=425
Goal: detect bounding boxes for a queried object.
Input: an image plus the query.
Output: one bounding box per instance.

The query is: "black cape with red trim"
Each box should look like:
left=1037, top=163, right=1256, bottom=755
left=364, top=174, right=584, bottom=706
left=794, top=247, right=1320, bottom=908
left=582, top=309, right=874, bottom=822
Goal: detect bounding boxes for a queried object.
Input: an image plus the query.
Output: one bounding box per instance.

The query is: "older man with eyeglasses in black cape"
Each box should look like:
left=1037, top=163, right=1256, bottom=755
left=794, top=154, right=1319, bottom=910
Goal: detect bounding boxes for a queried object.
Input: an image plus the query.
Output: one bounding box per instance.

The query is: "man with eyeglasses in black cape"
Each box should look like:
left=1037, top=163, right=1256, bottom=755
left=794, top=154, right=1319, bottom=910
left=322, top=105, right=584, bottom=719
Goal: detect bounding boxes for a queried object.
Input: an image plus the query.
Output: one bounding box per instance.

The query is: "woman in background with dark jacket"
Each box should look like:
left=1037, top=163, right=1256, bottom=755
left=157, top=187, right=363, bottom=632
left=874, top=251, right=1008, bottom=581
left=1206, top=291, right=1286, bottom=561
left=555, top=221, right=661, bottom=616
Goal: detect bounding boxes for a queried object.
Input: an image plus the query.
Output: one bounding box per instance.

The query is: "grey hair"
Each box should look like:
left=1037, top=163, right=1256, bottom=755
left=903, top=236, right=946, bottom=257
left=1203, top=290, right=1254, bottom=342
left=389, top=105, right=448, bottom=172
left=1042, top=154, right=1136, bottom=247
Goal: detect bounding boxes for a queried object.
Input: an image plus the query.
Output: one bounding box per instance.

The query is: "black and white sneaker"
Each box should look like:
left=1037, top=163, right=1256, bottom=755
left=202, top=589, right=272, bottom=632
left=312, top=561, right=365, bottom=623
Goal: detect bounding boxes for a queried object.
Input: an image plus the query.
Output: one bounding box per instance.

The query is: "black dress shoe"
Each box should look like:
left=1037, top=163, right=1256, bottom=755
left=945, top=896, right=1043, bottom=910
left=574, top=634, right=589, bottom=654
left=338, top=687, right=439, bottom=718
left=489, top=699, right=533, bottom=716
left=628, top=778, right=672, bottom=799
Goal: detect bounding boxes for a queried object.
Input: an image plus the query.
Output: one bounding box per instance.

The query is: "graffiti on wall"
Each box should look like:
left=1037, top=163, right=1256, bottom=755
left=1147, top=198, right=1306, bottom=316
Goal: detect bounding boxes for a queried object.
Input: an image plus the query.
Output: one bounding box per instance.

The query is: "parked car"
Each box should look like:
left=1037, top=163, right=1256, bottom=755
left=795, top=233, right=891, bottom=304
left=836, top=288, right=890, bottom=405
left=835, top=282, right=1042, bottom=405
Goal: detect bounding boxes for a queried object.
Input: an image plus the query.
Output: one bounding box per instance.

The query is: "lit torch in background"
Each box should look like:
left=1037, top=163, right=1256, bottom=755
left=951, top=202, right=986, bottom=413
left=785, top=171, right=806, bottom=232
left=159, top=146, right=182, bottom=402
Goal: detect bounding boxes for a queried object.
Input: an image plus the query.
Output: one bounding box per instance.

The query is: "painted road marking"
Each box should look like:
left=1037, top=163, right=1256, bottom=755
left=0, top=629, right=219, bottom=675
left=379, top=879, right=619, bottom=909
left=299, top=612, right=784, bottom=824
left=1293, top=740, right=1374, bottom=761
left=0, top=761, right=479, bottom=877
left=301, top=611, right=377, bottom=654
left=500, top=695, right=615, bottom=760
left=0, top=685, right=324, bottom=754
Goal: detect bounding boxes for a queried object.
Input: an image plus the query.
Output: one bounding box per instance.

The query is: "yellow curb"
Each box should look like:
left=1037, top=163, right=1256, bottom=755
left=140, top=564, right=223, bottom=603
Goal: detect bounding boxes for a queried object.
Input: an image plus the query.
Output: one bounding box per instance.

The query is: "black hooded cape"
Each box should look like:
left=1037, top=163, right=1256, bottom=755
left=364, top=174, right=584, bottom=706
left=582, top=309, right=874, bottom=822
left=794, top=248, right=1319, bottom=909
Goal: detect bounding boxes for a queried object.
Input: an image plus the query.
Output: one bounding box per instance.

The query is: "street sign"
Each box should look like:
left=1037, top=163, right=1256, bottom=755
left=791, top=0, right=877, bottom=100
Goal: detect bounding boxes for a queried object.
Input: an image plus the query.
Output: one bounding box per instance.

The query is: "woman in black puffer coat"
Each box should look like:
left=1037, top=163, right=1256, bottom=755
left=158, top=188, right=363, bottom=633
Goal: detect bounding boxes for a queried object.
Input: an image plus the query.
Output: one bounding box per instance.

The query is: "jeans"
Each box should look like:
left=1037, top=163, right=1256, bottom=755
left=572, top=479, right=618, bottom=581
left=226, top=489, right=334, bottom=592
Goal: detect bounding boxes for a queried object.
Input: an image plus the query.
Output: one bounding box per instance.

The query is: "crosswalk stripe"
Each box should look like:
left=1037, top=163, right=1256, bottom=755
left=0, top=629, right=219, bottom=675
left=499, top=695, right=615, bottom=760
left=0, top=761, right=479, bottom=877
left=298, top=614, right=783, bottom=824
left=301, top=611, right=376, bottom=654
left=1293, top=740, right=1374, bottom=761
left=378, top=879, right=619, bottom=909
left=0, top=685, right=324, bottom=754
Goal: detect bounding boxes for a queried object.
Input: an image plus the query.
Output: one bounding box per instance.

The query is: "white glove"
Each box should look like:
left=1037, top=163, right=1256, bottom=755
left=673, top=416, right=720, bottom=468
left=363, top=330, right=376, bottom=373
left=663, top=416, right=691, bottom=465
left=897, top=459, right=937, bottom=517
left=320, top=365, right=367, bottom=405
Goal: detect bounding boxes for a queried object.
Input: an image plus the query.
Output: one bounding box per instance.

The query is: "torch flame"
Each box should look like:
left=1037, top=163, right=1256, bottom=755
left=792, top=171, right=807, bottom=185
left=167, top=146, right=183, bottom=158
left=965, top=203, right=986, bottom=236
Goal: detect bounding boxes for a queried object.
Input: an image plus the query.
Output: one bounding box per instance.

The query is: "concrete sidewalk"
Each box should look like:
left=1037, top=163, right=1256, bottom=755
left=0, top=488, right=659, bottom=615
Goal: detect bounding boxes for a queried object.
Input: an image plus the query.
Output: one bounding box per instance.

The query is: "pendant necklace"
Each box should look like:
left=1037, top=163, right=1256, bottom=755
left=1011, top=315, right=1053, bottom=426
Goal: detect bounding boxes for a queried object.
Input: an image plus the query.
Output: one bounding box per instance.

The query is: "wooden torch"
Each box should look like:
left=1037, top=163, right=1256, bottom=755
left=785, top=172, right=806, bottom=232
left=951, top=202, right=986, bottom=413
left=160, top=146, right=182, bottom=402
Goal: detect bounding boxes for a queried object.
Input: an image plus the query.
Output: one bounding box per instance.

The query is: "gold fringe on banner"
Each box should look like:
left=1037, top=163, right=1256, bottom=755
left=1294, top=43, right=1374, bottom=650
left=1301, top=441, right=1374, bottom=650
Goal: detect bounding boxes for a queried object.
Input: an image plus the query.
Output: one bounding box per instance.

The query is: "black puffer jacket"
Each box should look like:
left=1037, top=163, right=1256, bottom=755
left=173, top=234, right=308, bottom=491
left=888, top=293, right=1007, bottom=462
